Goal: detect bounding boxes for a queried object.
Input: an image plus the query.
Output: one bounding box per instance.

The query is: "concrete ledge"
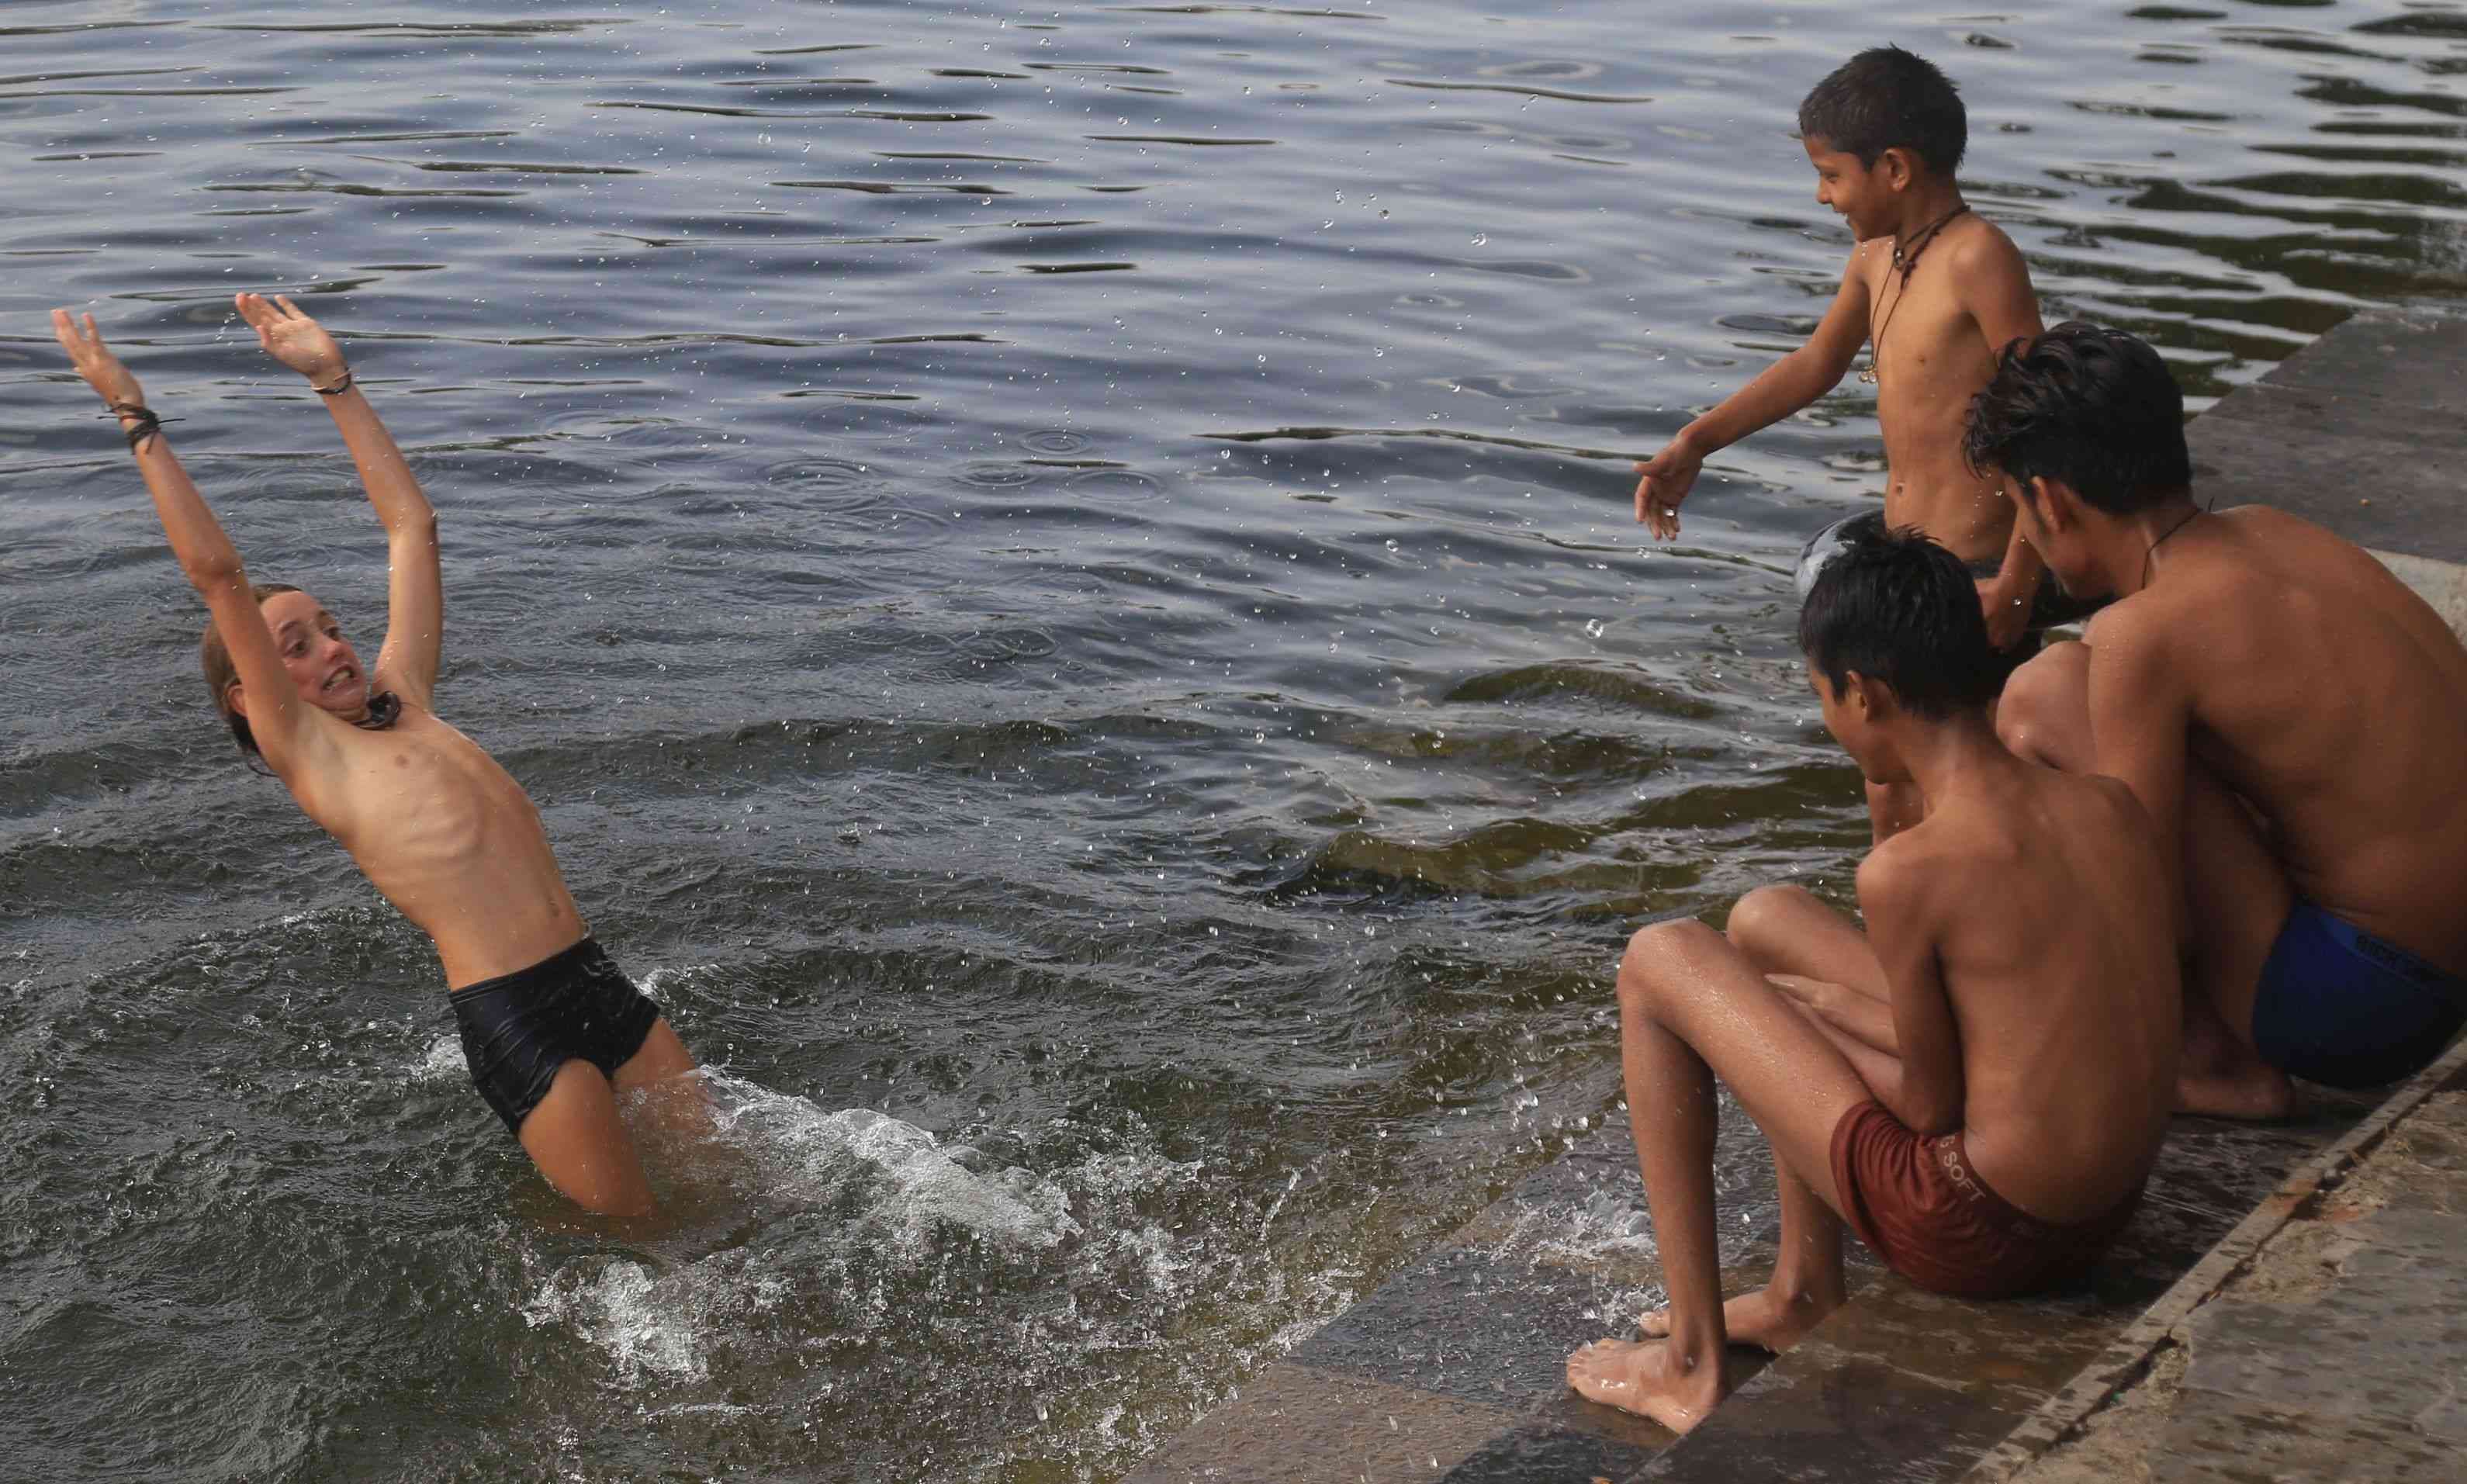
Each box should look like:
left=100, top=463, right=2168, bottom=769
left=2372, top=548, right=2467, bottom=638
left=1963, top=1033, right=2467, bottom=1483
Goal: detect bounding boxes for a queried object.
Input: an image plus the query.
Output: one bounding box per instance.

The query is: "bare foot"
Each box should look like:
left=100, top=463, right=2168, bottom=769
left=2177, top=1062, right=2294, bottom=1120
left=1638, top=1284, right=1840, bottom=1354
left=1565, top=1338, right=1726, bottom=1433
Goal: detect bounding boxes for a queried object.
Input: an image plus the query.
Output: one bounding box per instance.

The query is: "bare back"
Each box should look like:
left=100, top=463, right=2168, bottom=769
left=2107, top=507, right=2467, bottom=974
left=285, top=704, right=587, bottom=988
left=1860, top=216, right=2035, bottom=562
left=1867, top=762, right=2179, bottom=1222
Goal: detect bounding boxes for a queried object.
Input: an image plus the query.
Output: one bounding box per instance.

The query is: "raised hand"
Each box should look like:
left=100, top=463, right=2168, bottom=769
left=234, top=292, right=348, bottom=385
left=50, top=309, right=145, bottom=408
left=1633, top=436, right=1704, bottom=540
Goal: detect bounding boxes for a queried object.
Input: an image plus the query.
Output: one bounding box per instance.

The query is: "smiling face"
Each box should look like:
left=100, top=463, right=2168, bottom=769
left=249, top=587, right=372, bottom=718
left=1802, top=135, right=1895, bottom=240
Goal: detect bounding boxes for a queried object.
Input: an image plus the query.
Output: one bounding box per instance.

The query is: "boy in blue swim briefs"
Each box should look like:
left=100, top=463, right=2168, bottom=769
left=1980, top=323, right=2467, bottom=1116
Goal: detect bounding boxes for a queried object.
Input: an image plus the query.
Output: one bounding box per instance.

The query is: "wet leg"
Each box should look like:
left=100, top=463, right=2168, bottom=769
left=1726, top=884, right=1888, bottom=999
left=1639, top=1157, right=1846, bottom=1354
left=612, top=1018, right=711, bottom=1138
left=2178, top=767, right=2294, bottom=1118
left=1568, top=918, right=1871, bottom=1431
left=1998, top=640, right=2290, bottom=1117
left=1995, top=641, right=2092, bottom=770
left=518, top=1060, right=659, bottom=1219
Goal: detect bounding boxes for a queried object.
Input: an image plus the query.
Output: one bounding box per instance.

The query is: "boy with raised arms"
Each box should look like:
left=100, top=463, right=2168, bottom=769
left=52, top=296, right=701, bottom=1218
left=1631, top=47, right=2060, bottom=836
left=1984, top=323, right=2467, bottom=1116
left=1563, top=522, right=2178, bottom=1432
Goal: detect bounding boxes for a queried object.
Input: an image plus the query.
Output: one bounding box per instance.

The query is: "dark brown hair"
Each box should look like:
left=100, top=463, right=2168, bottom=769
left=200, top=582, right=302, bottom=769
left=1798, top=518, right=1998, bottom=718
left=1962, top=321, right=2192, bottom=515
left=1799, top=46, right=1967, bottom=175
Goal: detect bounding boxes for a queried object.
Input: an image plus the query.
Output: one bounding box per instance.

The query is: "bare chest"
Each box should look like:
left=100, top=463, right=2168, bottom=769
left=306, top=714, right=540, bottom=869
left=1864, top=268, right=1984, bottom=391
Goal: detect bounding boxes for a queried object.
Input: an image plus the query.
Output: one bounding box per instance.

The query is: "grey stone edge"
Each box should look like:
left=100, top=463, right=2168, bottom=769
left=1960, top=1031, right=2467, bottom=1483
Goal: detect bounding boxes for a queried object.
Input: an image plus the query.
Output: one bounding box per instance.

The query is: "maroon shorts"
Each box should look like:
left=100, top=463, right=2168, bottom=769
left=1828, top=1101, right=2141, bottom=1299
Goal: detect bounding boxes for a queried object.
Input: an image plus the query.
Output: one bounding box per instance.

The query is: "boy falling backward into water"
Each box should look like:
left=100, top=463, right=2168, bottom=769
left=1564, top=524, right=2178, bottom=1432
left=52, top=296, right=700, bottom=1219
left=1987, top=324, right=2467, bottom=1116
left=1631, top=47, right=2067, bottom=836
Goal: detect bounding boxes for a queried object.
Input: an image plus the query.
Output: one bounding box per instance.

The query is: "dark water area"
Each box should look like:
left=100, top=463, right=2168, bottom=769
left=1, top=1, right=2461, bottom=1478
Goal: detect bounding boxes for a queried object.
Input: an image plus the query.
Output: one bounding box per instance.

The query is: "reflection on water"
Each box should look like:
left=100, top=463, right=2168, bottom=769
left=1, top=0, right=2461, bottom=1478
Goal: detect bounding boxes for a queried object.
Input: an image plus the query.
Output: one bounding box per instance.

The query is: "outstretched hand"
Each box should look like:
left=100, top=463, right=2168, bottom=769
left=50, top=309, right=144, bottom=408
left=1633, top=437, right=1703, bottom=541
left=234, top=292, right=348, bottom=384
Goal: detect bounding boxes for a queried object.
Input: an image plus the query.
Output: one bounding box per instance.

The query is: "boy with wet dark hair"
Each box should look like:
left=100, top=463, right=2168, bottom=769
left=1630, top=44, right=2061, bottom=840
left=1984, top=321, right=2467, bottom=1116
left=1797, top=44, right=1969, bottom=178
left=1566, top=522, right=2178, bottom=1433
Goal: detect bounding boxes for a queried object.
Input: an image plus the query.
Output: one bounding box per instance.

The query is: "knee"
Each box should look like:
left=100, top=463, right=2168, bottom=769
left=1725, top=884, right=1811, bottom=958
left=1618, top=916, right=1724, bottom=1016
left=1995, top=640, right=2087, bottom=759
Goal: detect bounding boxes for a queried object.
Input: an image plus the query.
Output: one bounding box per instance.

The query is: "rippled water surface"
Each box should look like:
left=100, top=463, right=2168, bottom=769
left=4, top=2, right=2463, bottom=1478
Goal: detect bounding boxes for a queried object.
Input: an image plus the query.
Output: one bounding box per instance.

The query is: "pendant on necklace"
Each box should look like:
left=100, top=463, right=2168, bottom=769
left=1858, top=367, right=1878, bottom=385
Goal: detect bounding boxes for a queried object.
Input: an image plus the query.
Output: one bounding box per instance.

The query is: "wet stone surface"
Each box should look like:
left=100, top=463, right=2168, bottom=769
left=2195, top=306, right=2467, bottom=565
left=2157, top=1188, right=2467, bottom=1479
left=1122, top=1089, right=2376, bottom=1484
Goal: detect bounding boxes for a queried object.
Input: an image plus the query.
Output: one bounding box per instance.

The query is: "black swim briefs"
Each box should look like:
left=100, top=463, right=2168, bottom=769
left=449, top=939, right=663, bottom=1136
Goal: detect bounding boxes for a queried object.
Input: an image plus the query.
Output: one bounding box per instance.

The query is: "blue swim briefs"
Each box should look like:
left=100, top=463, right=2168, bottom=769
left=2250, top=901, right=2467, bottom=1090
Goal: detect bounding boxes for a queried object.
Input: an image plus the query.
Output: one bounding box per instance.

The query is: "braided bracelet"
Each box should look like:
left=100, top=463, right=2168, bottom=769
left=106, top=402, right=182, bottom=453
left=313, top=371, right=355, bottom=396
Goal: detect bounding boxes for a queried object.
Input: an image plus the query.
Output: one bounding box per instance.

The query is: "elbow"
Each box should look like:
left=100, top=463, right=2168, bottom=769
left=388, top=511, right=440, bottom=552
left=182, top=555, right=245, bottom=590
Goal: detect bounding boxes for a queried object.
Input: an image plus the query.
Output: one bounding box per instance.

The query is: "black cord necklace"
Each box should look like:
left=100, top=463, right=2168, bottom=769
left=353, top=691, right=403, bottom=731
left=2140, top=508, right=2204, bottom=591
left=1859, top=204, right=1970, bottom=386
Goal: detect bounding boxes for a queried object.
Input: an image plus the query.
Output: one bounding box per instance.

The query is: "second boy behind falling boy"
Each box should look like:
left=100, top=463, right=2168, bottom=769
left=1629, top=47, right=2076, bottom=836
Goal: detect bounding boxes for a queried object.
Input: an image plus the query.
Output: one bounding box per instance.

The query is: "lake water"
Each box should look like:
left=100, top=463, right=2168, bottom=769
left=2, top=1, right=2462, bottom=1479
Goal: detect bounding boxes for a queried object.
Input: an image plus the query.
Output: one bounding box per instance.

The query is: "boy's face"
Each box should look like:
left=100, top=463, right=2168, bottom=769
left=1808, top=665, right=1887, bottom=780
left=2000, top=472, right=2106, bottom=600
left=1803, top=136, right=1894, bottom=240
left=252, top=588, right=372, bottom=718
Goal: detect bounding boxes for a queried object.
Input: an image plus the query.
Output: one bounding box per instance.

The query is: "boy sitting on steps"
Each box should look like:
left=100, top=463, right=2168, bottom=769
left=1986, top=323, right=2467, bottom=1116
left=1566, top=523, right=2178, bottom=1433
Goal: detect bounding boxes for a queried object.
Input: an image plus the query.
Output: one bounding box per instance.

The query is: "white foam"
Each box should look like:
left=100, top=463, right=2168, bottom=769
left=525, top=1075, right=1089, bottom=1385
left=412, top=1035, right=464, bottom=1084
left=522, top=1259, right=710, bottom=1384
left=704, top=1075, right=1080, bottom=1252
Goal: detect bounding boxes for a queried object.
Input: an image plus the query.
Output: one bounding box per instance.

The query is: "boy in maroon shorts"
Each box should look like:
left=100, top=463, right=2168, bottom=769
left=1565, top=523, right=2179, bottom=1434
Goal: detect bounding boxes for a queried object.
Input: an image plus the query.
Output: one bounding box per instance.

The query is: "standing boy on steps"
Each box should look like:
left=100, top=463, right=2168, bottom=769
left=1630, top=46, right=2065, bottom=838
left=1565, top=524, right=2178, bottom=1433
